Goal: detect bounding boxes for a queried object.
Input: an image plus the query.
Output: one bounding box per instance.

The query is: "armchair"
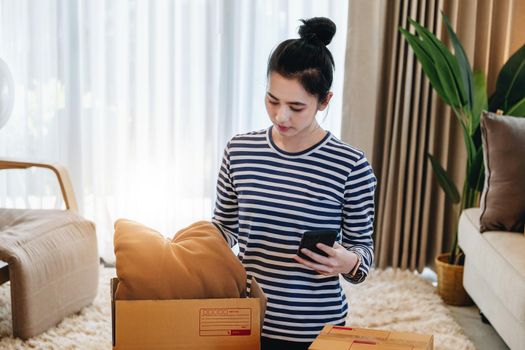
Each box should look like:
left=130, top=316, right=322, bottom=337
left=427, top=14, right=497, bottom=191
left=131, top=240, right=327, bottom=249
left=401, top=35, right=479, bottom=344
left=0, top=159, right=99, bottom=339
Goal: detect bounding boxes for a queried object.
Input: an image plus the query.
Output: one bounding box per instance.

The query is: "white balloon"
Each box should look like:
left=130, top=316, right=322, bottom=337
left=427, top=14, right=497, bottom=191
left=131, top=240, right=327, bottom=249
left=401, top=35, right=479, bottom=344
left=0, top=58, right=15, bottom=130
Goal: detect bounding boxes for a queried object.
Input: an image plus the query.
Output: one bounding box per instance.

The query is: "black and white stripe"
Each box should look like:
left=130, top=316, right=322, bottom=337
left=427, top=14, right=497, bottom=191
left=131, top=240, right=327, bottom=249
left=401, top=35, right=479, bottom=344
left=213, top=127, right=376, bottom=342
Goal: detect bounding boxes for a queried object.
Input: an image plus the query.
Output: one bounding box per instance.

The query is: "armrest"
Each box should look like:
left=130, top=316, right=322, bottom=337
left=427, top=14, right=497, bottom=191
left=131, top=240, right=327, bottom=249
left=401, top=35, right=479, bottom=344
left=0, top=158, right=78, bottom=211
left=0, top=262, right=8, bottom=285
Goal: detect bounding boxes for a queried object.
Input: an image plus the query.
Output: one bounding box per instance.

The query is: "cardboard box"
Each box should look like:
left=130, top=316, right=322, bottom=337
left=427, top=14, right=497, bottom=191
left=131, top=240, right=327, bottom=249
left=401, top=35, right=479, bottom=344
left=111, top=277, right=267, bottom=350
left=309, top=325, right=433, bottom=350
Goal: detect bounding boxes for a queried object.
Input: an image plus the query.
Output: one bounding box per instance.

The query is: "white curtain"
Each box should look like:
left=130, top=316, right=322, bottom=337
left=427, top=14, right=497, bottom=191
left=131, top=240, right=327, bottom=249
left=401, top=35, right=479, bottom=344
left=0, top=0, right=348, bottom=262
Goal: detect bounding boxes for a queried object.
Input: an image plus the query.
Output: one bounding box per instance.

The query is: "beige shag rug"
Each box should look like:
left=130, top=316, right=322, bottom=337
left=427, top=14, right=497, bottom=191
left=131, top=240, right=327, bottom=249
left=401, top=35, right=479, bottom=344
left=0, top=267, right=475, bottom=349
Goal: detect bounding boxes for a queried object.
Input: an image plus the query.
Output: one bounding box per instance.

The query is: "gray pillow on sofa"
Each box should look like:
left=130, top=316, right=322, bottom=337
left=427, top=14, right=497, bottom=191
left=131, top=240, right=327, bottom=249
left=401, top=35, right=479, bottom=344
left=480, top=111, right=525, bottom=233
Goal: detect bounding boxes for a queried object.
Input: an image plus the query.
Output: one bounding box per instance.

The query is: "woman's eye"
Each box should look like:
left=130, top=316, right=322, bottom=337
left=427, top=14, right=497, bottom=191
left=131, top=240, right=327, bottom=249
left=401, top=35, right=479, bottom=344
left=268, top=99, right=303, bottom=112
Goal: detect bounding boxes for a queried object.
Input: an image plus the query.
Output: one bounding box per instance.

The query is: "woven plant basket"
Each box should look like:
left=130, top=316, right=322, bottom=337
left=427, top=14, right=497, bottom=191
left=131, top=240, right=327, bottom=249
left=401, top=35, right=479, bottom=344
left=435, top=253, right=473, bottom=306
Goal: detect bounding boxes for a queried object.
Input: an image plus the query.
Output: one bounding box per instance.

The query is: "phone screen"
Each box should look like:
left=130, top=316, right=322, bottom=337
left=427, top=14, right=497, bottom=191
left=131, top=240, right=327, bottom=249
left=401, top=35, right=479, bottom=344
left=297, top=230, right=338, bottom=262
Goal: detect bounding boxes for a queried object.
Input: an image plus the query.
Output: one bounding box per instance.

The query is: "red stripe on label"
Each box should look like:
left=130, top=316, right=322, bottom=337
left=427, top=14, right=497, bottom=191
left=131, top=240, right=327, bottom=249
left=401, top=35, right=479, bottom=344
left=230, top=330, right=251, bottom=336
left=354, top=340, right=377, bottom=345
left=332, top=326, right=353, bottom=330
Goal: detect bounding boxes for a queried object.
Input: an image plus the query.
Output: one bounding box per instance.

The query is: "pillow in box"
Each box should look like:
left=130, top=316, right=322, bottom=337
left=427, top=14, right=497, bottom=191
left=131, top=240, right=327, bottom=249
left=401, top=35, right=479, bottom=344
left=114, top=219, right=247, bottom=300
left=480, top=111, right=525, bottom=233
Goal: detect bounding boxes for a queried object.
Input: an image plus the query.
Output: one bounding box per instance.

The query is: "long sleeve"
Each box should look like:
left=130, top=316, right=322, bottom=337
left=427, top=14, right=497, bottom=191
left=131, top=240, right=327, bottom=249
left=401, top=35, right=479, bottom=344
left=341, top=154, right=376, bottom=284
left=212, top=143, right=239, bottom=247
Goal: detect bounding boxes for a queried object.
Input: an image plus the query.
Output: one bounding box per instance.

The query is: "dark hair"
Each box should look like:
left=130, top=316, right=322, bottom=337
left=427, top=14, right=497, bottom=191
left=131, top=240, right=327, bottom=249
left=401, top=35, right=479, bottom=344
left=267, top=17, right=336, bottom=102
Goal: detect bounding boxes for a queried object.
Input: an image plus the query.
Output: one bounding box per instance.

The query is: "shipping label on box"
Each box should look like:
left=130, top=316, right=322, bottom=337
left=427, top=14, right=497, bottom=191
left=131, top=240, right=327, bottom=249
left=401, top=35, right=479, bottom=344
left=199, top=307, right=253, bottom=336
left=309, top=325, right=433, bottom=350
left=111, top=278, right=267, bottom=350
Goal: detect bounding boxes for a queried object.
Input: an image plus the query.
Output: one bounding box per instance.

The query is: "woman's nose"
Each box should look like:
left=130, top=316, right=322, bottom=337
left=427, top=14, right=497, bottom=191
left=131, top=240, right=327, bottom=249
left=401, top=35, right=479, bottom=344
left=275, top=107, right=290, bottom=123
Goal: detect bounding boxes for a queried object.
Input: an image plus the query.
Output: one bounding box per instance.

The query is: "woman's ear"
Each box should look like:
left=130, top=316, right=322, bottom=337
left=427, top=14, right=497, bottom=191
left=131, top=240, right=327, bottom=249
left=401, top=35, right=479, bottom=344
left=318, top=92, right=333, bottom=111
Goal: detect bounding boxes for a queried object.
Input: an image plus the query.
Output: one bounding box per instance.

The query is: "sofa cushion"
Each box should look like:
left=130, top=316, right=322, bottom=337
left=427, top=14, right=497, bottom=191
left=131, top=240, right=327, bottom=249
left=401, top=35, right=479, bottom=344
left=114, top=219, right=246, bottom=300
left=480, top=112, right=525, bottom=233
left=458, top=208, right=525, bottom=324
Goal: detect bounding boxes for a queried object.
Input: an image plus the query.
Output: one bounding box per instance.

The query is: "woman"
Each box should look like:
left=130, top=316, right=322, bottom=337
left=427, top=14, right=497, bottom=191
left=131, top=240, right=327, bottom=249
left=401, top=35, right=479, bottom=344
left=212, top=17, right=376, bottom=350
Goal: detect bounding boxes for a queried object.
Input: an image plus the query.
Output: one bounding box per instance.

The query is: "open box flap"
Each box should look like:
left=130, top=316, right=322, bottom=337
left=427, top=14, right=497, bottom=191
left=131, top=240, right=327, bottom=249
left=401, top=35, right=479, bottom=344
left=249, top=277, right=267, bottom=330
left=110, top=278, right=119, bottom=347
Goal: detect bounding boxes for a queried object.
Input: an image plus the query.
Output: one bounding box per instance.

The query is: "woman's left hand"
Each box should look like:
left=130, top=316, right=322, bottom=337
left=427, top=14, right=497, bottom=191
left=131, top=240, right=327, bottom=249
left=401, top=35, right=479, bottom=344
left=293, top=242, right=358, bottom=276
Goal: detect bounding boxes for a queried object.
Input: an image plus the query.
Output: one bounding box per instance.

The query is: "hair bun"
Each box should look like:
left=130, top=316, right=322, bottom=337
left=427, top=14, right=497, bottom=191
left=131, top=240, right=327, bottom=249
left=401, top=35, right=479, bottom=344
left=298, top=17, right=336, bottom=46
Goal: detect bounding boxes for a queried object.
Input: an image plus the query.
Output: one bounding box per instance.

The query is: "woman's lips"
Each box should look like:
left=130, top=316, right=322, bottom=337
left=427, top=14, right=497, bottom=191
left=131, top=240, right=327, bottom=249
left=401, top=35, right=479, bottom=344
left=277, top=125, right=290, bottom=132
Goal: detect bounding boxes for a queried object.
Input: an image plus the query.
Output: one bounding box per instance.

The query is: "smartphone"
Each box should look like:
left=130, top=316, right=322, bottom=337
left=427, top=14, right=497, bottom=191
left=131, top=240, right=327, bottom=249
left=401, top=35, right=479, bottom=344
left=297, top=229, right=338, bottom=262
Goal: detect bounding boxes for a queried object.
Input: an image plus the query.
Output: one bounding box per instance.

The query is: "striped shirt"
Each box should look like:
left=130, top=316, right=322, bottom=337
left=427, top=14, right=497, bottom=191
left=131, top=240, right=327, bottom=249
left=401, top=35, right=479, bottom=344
left=212, top=126, right=376, bottom=342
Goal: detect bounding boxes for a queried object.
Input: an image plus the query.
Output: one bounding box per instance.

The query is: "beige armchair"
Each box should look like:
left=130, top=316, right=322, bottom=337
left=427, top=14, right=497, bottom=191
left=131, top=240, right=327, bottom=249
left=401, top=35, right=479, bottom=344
left=0, top=159, right=99, bottom=339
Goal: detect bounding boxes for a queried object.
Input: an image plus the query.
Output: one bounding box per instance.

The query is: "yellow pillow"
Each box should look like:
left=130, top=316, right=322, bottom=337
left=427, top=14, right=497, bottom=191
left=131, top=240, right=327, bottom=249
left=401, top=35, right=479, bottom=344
left=114, top=219, right=246, bottom=300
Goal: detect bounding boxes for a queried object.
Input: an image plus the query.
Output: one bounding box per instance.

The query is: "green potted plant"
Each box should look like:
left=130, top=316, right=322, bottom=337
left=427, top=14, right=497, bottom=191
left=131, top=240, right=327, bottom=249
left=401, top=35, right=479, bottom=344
left=399, top=13, right=525, bottom=305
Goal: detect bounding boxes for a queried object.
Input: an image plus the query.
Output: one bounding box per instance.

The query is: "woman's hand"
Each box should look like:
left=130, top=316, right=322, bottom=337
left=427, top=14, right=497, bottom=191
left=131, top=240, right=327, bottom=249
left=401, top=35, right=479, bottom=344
left=293, top=242, right=358, bottom=276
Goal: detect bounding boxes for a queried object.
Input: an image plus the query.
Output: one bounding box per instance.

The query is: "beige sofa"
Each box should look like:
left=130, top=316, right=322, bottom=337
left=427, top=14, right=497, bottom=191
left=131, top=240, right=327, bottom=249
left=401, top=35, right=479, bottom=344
left=458, top=208, right=525, bottom=350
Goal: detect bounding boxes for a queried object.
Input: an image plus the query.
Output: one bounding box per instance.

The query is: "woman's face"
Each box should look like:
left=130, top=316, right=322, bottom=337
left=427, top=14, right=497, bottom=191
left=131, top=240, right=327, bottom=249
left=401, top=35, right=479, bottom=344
left=265, top=72, right=330, bottom=139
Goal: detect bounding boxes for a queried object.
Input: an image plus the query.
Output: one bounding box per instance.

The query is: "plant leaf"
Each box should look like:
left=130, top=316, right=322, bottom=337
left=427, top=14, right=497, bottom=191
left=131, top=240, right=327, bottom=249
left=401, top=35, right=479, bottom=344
left=489, top=43, right=525, bottom=112
left=427, top=153, right=460, bottom=204
left=408, top=18, right=464, bottom=108
left=460, top=121, right=477, bottom=167
left=467, top=146, right=484, bottom=191
left=399, top=28, right=449, bottom=104
left=442, top=12, right=473, bottom=112
left=506, top=95, right=525, bottom=116
left=471, top=70, right=488, bottom=133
